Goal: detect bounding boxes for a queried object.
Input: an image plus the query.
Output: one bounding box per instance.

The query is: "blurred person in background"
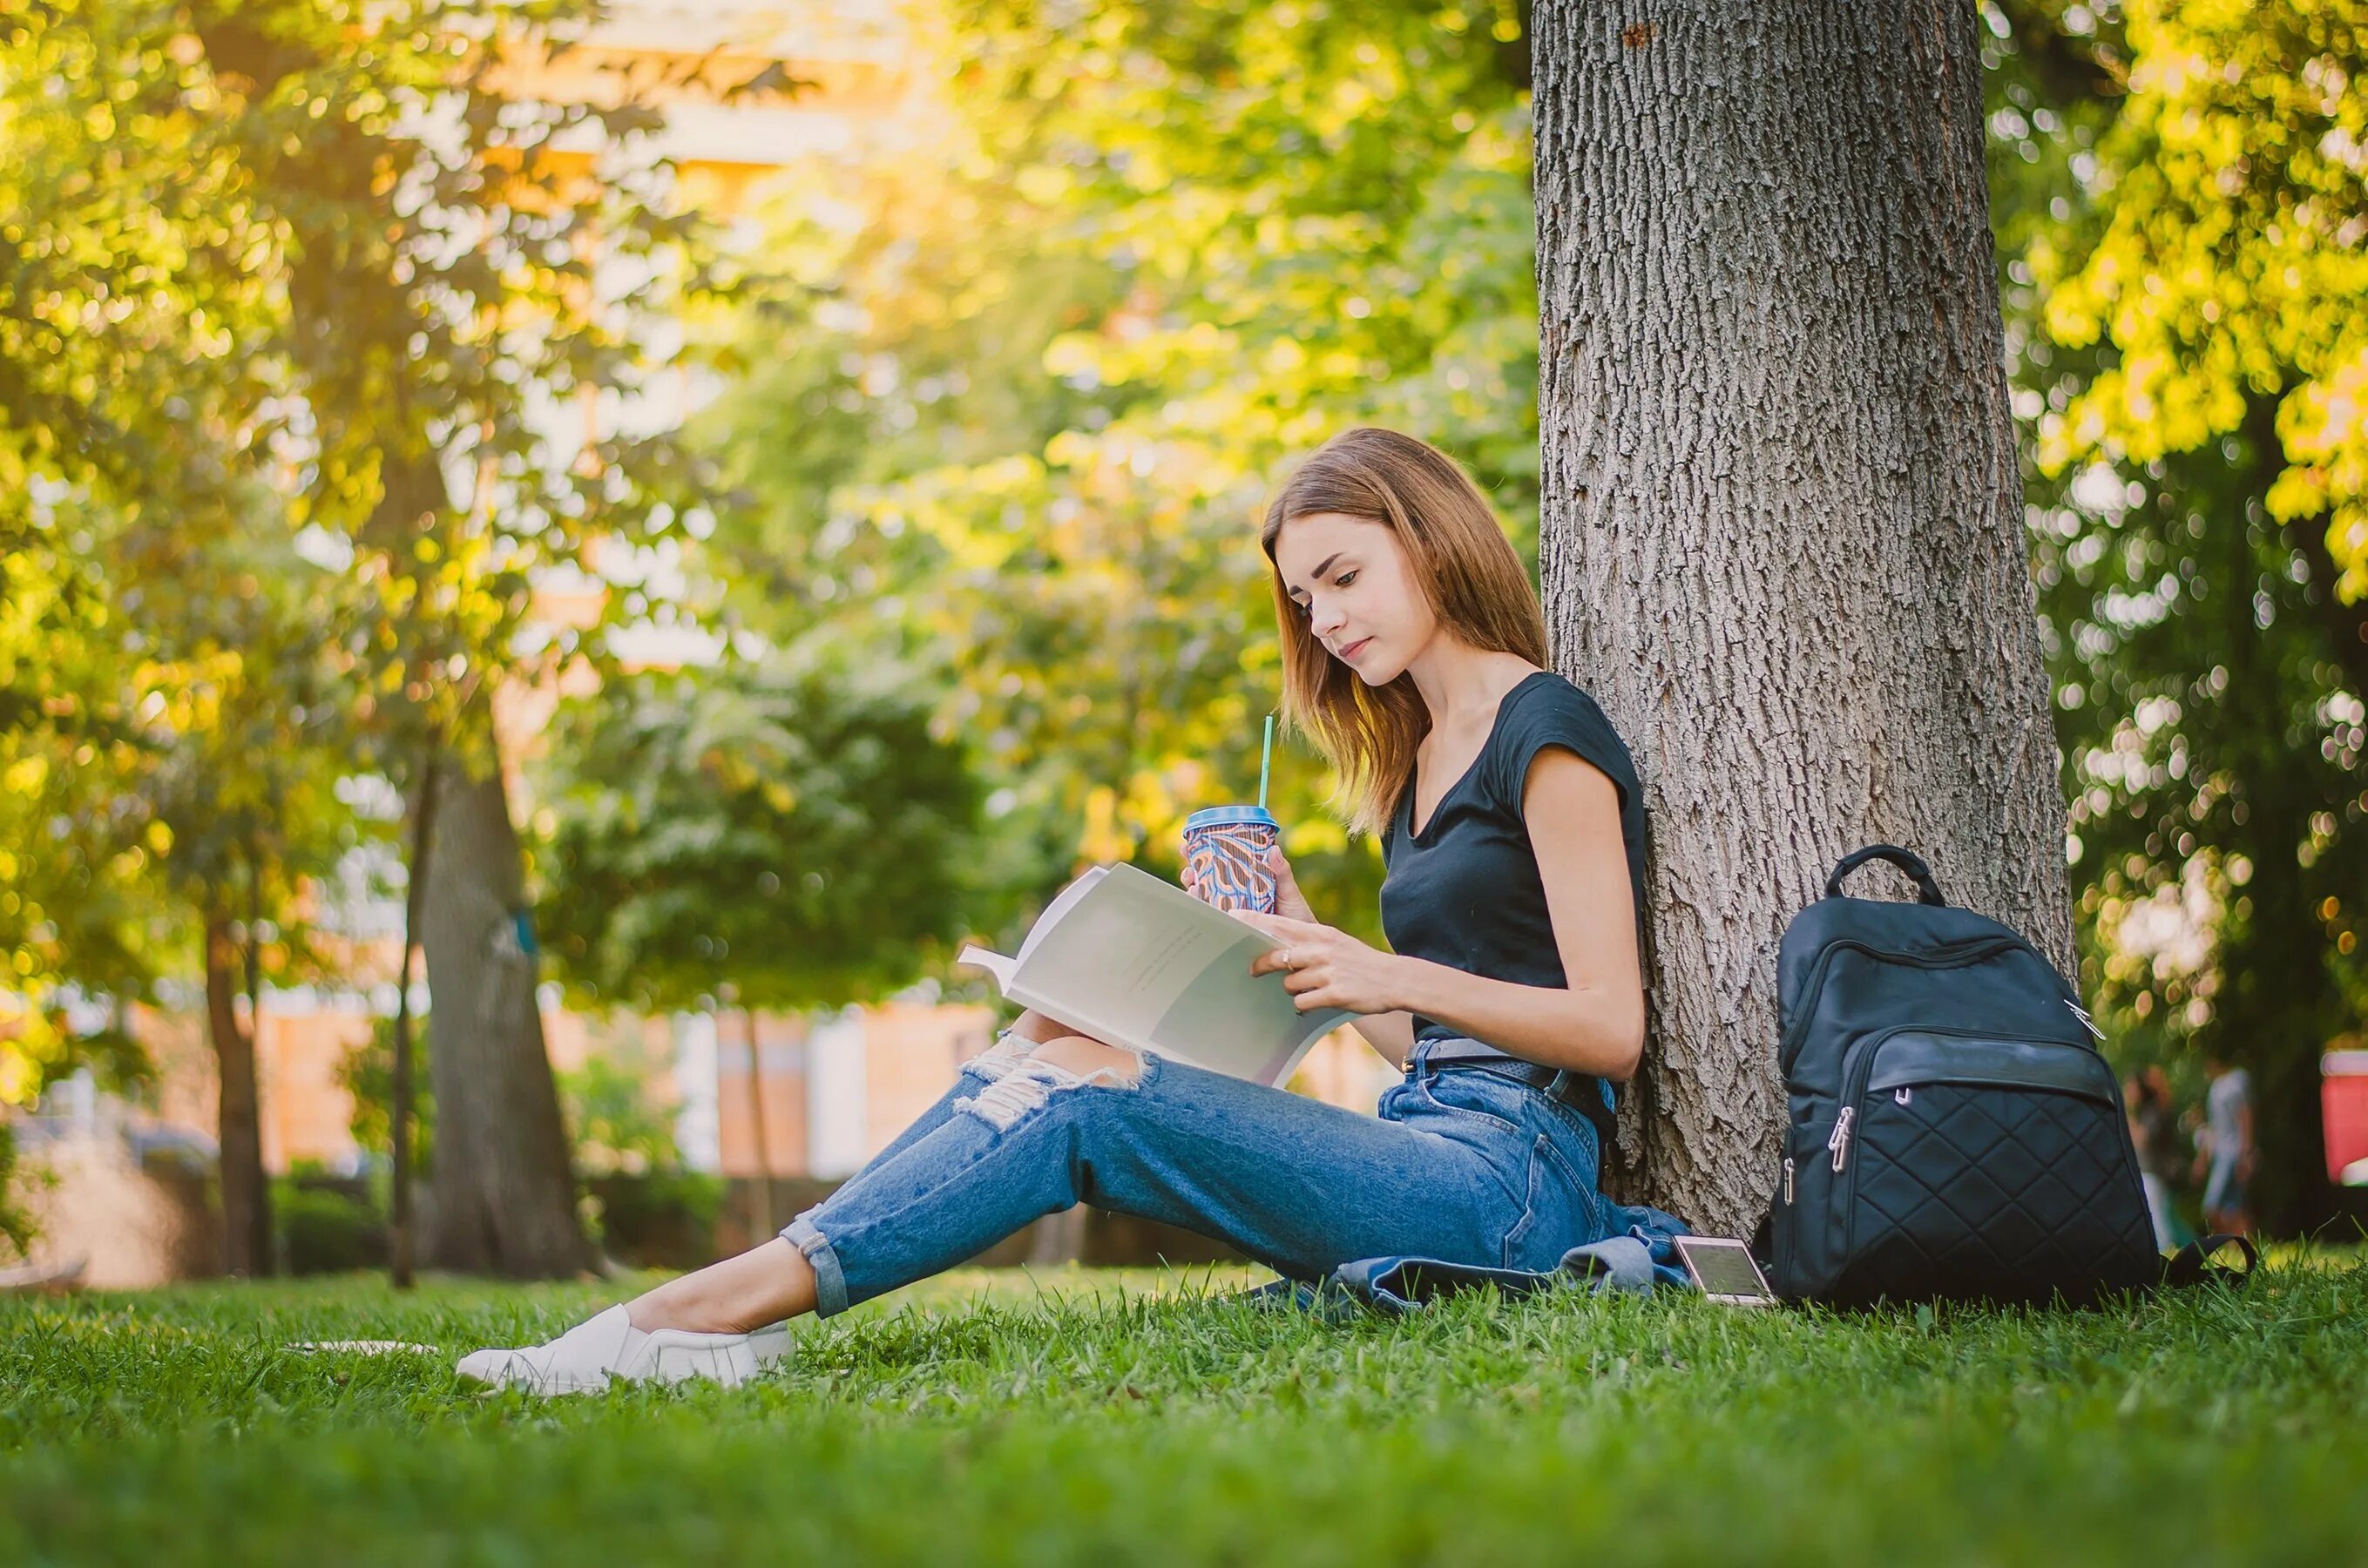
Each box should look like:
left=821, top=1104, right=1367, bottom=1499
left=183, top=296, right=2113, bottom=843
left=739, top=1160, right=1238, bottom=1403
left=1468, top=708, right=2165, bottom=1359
left=2124, top=1064, right=2179, bottom=1251
left=2192, top=1051, right=2255, bottom=1238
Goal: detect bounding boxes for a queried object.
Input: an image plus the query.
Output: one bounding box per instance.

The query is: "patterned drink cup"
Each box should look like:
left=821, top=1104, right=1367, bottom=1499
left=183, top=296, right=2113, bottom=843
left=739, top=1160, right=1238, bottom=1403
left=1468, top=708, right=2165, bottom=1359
left=1181, top=806, right=1281, bottom=914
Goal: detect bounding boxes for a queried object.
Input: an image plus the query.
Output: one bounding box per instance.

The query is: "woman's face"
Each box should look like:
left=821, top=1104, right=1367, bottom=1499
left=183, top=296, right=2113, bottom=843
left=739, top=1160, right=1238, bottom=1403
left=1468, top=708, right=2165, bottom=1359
left=1272, top=511, right=1438, bottom=686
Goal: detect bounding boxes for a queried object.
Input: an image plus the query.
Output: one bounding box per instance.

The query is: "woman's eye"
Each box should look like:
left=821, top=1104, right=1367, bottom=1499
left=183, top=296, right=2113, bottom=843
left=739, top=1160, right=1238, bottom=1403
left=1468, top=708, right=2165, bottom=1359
left=1334, top=571, right=1357, bottom=589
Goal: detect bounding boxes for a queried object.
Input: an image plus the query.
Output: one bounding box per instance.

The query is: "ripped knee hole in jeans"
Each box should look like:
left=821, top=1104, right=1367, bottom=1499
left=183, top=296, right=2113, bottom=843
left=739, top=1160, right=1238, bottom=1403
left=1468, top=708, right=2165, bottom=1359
left=954, top=1033, right=1144, bottom=1132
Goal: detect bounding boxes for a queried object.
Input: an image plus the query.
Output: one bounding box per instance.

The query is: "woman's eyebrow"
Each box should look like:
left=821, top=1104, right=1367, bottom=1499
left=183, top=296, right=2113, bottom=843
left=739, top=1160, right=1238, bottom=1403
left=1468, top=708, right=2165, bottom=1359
left=1286, top=551, right=1343, bottom=599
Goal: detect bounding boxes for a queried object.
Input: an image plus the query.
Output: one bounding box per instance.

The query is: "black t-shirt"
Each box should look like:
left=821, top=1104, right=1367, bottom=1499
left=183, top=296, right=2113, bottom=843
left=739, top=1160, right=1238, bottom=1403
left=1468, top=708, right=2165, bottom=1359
left=1379, top=670, right=1649, bottom=1048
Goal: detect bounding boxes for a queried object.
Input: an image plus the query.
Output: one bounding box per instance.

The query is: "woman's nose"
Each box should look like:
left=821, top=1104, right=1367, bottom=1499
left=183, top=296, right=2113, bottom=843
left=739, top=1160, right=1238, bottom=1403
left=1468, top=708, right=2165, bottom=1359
left=1310, top=602, right=1347, bottom=636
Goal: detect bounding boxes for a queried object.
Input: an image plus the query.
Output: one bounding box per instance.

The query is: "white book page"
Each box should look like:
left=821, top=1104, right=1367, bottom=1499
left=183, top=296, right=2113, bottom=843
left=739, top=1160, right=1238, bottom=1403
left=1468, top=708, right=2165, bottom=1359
left=1017, top=864, right=1106, bottom=968
left=1005, top=864, right=1349, bottom=1085
left=955, top=944, right=1017, bottom=990
left=955, top=865, right=1106, bottom=1010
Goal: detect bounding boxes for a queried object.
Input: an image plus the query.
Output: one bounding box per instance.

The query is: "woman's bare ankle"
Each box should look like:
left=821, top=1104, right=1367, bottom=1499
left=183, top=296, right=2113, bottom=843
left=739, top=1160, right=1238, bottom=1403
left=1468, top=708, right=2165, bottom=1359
left=624, top=1238, right=817, bottom=1334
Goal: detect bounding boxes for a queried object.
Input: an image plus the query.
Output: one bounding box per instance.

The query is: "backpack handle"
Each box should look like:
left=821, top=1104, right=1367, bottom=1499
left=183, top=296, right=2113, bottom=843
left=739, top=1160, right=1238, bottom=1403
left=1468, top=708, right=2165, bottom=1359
left=1823, top=845, right=1947, bottom=906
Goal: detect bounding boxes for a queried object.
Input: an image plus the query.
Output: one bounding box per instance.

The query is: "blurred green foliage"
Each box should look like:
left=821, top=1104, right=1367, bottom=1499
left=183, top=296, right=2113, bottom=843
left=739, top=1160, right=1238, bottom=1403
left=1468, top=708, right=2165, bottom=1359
left=272, top=1175, right=386, bottom=1276
left=689, top=0, right=1541, bottom=948
left=2030, top=0, right=2368, bottom=598
left=1986, top=0, right=2366, bottom=1227
left=1, top=0, right=732, bottom=1256
left=339, top=1017, right=436, bottom=1173
left=532, top=653, right=984, bottom=1012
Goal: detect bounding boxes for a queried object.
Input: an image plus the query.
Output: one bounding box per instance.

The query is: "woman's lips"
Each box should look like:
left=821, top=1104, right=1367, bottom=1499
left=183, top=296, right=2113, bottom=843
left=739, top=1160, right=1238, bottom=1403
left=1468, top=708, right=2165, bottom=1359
left=1337, top=636, right=1373, bottom=662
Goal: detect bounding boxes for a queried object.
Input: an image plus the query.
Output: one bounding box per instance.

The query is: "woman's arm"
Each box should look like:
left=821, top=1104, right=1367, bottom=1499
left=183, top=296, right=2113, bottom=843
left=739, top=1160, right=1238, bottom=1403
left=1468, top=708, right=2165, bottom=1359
left=1239, top=749, right=1644, bottom=1082
left=1388, top=750, right=1642, bottom=1078
left=1350, top=1010, right=1416, bottom=1070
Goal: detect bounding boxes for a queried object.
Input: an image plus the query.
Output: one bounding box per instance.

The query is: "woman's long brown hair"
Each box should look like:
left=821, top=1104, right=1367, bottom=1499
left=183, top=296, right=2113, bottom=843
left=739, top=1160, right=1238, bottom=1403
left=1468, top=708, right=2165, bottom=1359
left=1259, top=427, right=1548, bottom=839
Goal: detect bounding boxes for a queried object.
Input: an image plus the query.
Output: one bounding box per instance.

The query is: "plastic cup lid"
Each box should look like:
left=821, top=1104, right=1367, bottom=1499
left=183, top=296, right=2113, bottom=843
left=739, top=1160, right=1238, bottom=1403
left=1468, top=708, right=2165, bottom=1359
left=1183, top=806, right=1278, bottom=831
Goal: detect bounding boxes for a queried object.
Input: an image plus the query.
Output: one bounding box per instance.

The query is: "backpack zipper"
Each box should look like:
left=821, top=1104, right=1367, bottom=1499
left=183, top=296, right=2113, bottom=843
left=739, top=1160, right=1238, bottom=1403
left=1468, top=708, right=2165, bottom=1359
left=2066, top=999, right=2106, bottom=1041
left=1825, top=1019, right=2094, bottom=1185
left=1783, top=1157, right=1795, bottom=1205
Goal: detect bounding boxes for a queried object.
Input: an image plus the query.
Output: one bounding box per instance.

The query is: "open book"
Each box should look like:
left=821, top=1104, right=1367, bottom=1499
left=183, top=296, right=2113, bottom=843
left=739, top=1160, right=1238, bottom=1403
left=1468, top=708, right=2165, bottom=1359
left=957, top=863, right=1352, bottom=1087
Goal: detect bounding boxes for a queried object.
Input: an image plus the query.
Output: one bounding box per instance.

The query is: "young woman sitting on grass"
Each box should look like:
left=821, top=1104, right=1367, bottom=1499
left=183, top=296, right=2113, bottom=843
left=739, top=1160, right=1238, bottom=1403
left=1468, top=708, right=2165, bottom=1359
left=457, top=426, right=1664, bottom=1393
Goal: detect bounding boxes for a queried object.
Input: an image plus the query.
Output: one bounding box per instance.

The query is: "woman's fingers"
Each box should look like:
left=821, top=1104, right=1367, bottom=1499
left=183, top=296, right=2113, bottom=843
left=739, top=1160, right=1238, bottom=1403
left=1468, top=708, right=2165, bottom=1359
left=1251, top=940, right=1316, bottom=979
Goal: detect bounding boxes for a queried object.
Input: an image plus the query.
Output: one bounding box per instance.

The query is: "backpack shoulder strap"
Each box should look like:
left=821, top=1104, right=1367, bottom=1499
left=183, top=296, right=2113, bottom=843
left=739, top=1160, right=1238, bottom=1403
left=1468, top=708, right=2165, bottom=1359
left=2162, top=1233, right=2259, bottom=1288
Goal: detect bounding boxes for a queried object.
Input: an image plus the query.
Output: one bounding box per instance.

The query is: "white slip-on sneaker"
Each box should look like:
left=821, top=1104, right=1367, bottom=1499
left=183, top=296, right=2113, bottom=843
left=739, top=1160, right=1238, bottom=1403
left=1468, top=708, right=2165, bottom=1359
left=455, top=1305, right=792, bottom=1396
left=620, top=1321, right=793, bottom=1389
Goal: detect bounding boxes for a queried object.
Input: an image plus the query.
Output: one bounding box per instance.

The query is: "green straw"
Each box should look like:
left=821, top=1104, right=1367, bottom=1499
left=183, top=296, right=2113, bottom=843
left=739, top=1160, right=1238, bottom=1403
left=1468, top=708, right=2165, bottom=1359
left=1257, top=712, right=1276, bottom=812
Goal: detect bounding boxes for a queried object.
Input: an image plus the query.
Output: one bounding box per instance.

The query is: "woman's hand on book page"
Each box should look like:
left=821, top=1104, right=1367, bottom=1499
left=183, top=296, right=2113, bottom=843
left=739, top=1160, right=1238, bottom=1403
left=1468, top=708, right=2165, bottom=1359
left=1234, top=912, right=1404, bottom=1017
left=1181, top=845, right=1317, bottom=923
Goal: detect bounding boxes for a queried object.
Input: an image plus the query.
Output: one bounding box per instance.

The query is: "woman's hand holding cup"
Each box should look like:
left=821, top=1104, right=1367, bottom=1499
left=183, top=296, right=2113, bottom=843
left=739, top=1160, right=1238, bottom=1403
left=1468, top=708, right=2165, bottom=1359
left=1259, top=845, right=1316, bottom=923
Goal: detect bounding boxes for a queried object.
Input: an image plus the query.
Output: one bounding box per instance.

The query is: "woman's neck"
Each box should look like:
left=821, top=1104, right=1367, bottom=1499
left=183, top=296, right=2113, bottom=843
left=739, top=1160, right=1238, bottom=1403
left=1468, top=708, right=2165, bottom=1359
left=1403, top=636, right=1542, bottom=733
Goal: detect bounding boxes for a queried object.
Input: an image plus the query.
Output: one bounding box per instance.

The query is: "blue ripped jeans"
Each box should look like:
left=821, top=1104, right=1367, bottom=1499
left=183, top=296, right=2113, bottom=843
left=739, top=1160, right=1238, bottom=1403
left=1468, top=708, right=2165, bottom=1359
left=780, top=1031, right=1617, bottom=1316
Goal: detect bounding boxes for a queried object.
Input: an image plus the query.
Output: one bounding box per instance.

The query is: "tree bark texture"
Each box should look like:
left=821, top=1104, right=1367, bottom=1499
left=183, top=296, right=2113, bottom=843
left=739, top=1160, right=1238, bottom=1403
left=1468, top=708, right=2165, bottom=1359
left=203, top=914, right=272, bottom=1276
left=1532, top=3, right=2072, bottom=1233
left=419, top=730, right=588, bottom=1277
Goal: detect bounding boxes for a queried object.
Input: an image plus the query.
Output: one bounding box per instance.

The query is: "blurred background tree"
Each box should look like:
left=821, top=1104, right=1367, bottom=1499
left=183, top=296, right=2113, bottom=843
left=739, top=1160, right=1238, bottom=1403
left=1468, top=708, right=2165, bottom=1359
left=173, top=0, right=740, bottom=1278
left=1, top=0, right=278, bottom=1126
left=536, top=653, right=983, bottom=1010
left=339, top=1016, right=436, bottom=1177
left=1992, top=0, right=2366, bottom=1231
left=0, top=1, right=352, bottom=1266
left=534, top=651, right=982, bottom=1231
left=138, top=524, right=364, bottom=1277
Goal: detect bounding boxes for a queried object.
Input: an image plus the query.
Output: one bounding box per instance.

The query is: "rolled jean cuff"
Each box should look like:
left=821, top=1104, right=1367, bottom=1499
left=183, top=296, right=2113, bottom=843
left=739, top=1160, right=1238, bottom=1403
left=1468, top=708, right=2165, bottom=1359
left=781, top=1208, right=850, bottom=1318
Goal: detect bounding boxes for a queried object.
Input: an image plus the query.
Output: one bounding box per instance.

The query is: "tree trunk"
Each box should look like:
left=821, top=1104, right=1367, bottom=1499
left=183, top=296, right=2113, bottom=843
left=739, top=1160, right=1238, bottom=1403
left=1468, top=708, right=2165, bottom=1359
left=418, top=725, right=587, bottom=1277
left=1532, top=3, right=2071, bottom=1233
left=203, top=913, right=272, bottom=1276
left=742, top=1006, right=775, bottom=1240
left=389, top=746, right=440, bottom=1289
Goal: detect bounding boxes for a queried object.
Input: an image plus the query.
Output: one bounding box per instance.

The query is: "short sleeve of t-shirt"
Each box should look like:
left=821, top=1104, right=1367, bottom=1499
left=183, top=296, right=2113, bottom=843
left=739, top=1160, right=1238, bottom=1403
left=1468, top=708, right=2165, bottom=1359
left=1483, top=678, right=1639, bottom=821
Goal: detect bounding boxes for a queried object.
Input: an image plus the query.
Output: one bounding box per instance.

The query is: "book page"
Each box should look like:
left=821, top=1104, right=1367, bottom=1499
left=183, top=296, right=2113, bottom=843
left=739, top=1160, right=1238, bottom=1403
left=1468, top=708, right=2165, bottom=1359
left=1006, top=863, right=1349, bottom=1085
left=1017, top=864, right=1105, bottom=968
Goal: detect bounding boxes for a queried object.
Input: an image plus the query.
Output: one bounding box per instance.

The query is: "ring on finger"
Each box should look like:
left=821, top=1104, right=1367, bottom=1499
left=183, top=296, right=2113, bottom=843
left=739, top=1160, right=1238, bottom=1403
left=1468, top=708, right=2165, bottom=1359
left=1276, top=948, right=1293, bottom=968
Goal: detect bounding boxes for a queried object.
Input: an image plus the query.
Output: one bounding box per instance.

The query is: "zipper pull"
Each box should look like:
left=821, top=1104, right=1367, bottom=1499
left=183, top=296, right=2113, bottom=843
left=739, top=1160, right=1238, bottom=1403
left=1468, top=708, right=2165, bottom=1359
left=1895, top=1086, right=1913, bottom=1105
left=1828, top=1107, right=1856, bottom=1173
left=1783, top=1157, right=1795, bottom=1205
left=2067, top=998, right=2106, bottom=1041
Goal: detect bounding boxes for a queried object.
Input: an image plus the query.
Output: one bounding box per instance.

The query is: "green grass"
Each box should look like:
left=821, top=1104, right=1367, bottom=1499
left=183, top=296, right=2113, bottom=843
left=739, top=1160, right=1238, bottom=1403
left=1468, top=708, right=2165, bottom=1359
left=3, top=1255, right=2361, bottom=1566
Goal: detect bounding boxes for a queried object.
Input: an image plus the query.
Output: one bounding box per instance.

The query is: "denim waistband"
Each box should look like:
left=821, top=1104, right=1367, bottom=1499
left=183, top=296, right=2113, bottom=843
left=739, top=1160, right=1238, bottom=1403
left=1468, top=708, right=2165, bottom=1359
left=1408, top=1038, right=1619, bottom=1146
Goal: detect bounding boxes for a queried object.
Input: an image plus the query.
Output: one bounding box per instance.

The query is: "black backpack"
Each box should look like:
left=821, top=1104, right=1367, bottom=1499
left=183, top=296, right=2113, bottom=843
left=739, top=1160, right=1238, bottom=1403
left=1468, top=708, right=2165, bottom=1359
left=1759, top=845, right=2161, bottom=1308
